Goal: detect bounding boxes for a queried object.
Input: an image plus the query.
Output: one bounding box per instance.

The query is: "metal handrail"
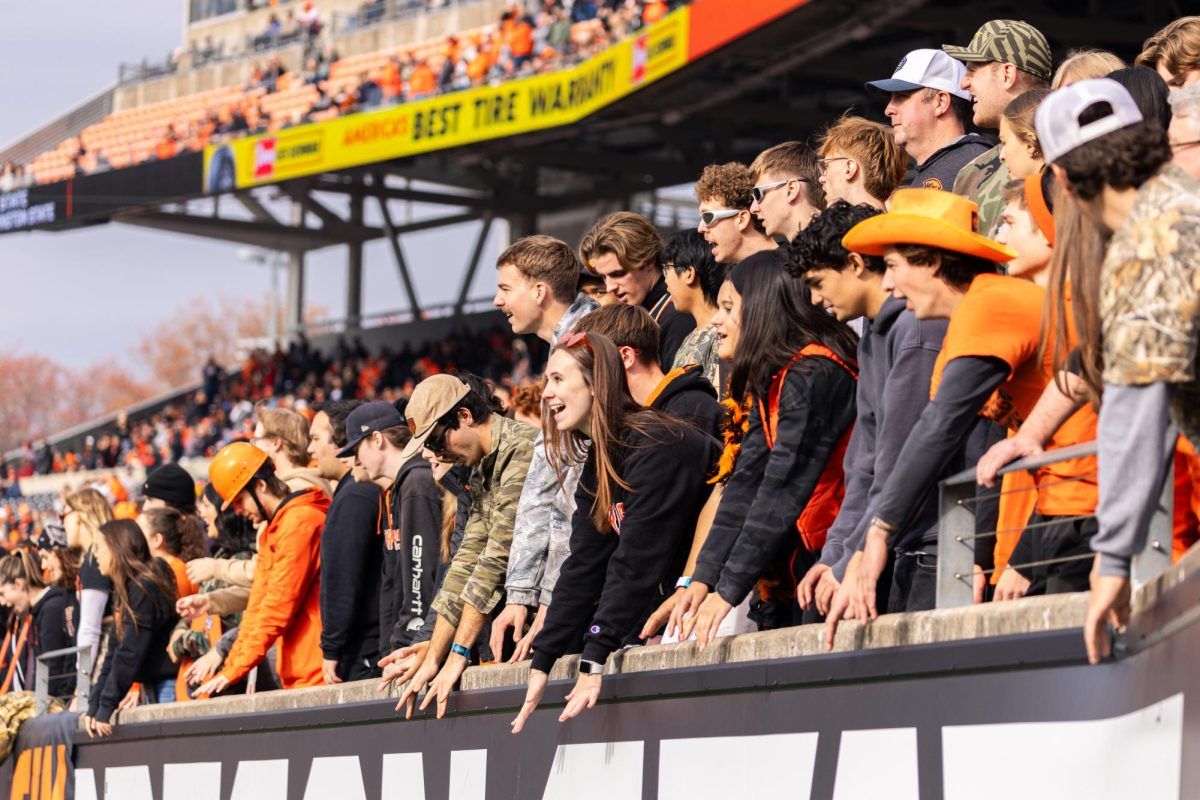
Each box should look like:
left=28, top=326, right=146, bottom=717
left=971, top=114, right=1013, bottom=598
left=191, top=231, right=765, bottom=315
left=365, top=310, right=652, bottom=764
left=35, top=644, right=90, bottom=715
left=935, top=440, right=1173, bottom=608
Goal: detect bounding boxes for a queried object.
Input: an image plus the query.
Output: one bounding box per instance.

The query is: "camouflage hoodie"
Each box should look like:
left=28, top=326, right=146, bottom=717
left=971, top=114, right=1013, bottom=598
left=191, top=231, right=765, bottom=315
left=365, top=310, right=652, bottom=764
left=504, top=293, right=597, bottom=607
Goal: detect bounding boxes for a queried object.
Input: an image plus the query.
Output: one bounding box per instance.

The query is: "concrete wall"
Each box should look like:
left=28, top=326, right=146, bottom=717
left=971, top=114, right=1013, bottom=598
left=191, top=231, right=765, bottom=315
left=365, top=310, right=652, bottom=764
left=120, top=544, right=1199, bottom=725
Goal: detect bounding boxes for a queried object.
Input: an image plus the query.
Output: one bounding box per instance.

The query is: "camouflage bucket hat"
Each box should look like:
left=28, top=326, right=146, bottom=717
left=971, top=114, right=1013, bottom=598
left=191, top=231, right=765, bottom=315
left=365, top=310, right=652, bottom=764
left=943, top=19, right=1052, bottom=81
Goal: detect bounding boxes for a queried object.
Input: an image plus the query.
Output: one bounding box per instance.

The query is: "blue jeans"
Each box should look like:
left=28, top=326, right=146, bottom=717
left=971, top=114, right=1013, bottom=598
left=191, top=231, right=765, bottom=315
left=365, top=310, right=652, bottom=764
left=151, top=679, right=176, bottom=704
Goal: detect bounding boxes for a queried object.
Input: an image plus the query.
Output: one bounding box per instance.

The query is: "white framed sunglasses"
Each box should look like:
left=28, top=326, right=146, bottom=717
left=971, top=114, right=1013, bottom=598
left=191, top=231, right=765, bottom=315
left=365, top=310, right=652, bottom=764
left=750, top=179, right=791, bottom=203
left=699, top=208, right=741, bottom=227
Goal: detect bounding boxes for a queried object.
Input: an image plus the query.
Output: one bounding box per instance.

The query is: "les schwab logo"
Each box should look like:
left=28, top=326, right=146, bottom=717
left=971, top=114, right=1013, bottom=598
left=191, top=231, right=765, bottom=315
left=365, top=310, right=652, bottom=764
left=254, top=138, right=277, bottom=179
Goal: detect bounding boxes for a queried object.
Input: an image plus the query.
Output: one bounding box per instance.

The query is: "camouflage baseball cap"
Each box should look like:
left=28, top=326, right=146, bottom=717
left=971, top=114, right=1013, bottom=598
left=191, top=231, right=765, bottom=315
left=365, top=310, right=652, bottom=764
left=942, top=20, right=1052, bottom=81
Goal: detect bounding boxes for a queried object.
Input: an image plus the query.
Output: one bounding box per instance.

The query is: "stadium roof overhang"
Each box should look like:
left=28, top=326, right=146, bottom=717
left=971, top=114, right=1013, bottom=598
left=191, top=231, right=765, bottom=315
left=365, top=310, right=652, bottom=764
left=1, top=0, right=1175, bottom=244
left=0, top=0, right=1177, bottom=328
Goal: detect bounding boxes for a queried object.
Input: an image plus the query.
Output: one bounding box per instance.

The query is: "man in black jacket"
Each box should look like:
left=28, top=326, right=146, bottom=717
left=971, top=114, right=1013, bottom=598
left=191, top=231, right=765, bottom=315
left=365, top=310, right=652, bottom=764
left=309, top=400, right=383, bottom=683
left=338, top=402, right=442, bottom=663
left=574, top=303, right=722, bottom=438
left=579, top=211, right=695, bottom=370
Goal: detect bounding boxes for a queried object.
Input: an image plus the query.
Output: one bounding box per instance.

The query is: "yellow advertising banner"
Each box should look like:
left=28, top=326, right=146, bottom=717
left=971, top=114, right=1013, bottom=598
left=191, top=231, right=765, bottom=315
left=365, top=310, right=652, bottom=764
left=204, top=8, right=689, bottom=192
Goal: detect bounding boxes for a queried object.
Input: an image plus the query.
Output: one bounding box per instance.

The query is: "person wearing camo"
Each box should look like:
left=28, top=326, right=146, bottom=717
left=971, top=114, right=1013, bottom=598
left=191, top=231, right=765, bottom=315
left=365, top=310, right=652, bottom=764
left=943, top=20, right=1052, bottom=236
left=1034, top=79, right=1200, bottom=664
left=393, top=374, right=536, bottom=719
left=489, top=235, right=597, bottom=665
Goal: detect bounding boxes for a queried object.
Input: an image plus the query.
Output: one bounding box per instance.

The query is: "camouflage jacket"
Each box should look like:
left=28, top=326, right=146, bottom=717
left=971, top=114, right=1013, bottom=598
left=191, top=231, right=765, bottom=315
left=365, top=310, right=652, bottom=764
left=951, top=143, right=1008, bottom=238
left=671, top=323, right=721, bottom=391
left=504, top=294, right=596, bottom=607
left=431, top=414, right=536, bottom=626
left=1100, top=164, right=1200, bottom=445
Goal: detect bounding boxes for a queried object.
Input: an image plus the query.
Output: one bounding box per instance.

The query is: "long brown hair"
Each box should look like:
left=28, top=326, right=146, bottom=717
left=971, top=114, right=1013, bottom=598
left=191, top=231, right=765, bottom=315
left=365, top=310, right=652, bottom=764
left=1044, top=190, right=1109, bottom=407
left=97, top=520, right=176, bottom=638
left=141, top=507, right=207, bottom=562
left=544, top=333, right=686, bottom=533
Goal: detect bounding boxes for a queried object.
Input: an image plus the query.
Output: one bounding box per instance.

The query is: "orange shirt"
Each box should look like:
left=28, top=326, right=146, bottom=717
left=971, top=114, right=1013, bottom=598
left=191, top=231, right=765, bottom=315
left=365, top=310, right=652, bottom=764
left=643, top=0, right=668, bottom=24
left=408, top=63, right=436, bottom=97
left=931, top=273, right=1097, bottom=518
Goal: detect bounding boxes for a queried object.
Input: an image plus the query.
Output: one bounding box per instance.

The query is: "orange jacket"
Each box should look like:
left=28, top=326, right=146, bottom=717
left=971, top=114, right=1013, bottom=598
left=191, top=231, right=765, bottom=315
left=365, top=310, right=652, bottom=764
left=219, top=489, right=329, bottom=688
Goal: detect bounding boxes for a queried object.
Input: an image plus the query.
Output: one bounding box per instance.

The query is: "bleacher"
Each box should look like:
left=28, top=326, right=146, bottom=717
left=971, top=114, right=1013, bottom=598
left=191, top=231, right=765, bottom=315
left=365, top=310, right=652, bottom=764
left=22, top=0, right=660, bottom=186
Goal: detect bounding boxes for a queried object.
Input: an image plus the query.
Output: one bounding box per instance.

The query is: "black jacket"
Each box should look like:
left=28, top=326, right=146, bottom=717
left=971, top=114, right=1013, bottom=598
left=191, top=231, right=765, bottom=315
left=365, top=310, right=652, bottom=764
left=651, top=364, right=722, bottom=440
left=531, top=418, right=719, bottom=672
left=379, top=457, right=442, bottom=653
left=30, top=587, right=77, bottom=699
left=414, top=465, right=472, bottom=645
left=909, top=133, right=993, bottom=192
left=693, top=355, right=857, bottom=606
left=319, top=472, right=383, bottom=674
left=88, top=574, right=178, bottom=723
left=642, top=280, right=696, bottom=372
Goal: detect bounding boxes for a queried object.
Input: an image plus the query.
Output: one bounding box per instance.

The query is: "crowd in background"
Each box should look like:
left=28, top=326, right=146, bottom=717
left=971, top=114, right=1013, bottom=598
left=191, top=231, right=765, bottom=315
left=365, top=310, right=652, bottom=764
left=11, top=0, right=681, bottom=185
left=0, top=13, right=1197, bottom=738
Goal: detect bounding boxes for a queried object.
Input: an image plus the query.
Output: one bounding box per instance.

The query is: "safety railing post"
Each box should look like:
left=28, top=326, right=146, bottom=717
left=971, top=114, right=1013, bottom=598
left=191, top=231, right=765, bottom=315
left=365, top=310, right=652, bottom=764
left=937, top=471, right=978, bottom=609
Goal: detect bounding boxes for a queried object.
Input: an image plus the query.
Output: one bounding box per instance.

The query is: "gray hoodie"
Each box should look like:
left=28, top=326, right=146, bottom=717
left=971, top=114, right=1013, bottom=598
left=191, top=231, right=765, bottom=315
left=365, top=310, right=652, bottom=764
left=820, top=296, right=947, bottom=578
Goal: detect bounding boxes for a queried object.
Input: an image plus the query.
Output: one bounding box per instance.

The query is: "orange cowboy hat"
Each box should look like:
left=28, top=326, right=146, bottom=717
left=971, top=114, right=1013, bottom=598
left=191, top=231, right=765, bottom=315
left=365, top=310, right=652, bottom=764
left=842, top=188, right=1017, bottom=263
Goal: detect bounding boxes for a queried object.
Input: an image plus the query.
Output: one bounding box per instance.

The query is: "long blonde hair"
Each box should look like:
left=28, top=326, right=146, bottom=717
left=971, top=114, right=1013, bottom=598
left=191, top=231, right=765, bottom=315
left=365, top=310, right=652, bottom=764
left=64, top=488, right=114, bottom=549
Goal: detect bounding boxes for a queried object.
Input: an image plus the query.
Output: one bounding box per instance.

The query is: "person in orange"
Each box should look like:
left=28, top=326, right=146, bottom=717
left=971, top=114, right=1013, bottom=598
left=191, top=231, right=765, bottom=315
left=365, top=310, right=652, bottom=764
left=975, top=174, right=1100, bottom=601
left=408, top=59, right=436, bottom=99
left=826, top=188, right=1096, bottom=640
left=194, top=442, right=329, bottom=694
left=642, top=0, right=668, bottom=25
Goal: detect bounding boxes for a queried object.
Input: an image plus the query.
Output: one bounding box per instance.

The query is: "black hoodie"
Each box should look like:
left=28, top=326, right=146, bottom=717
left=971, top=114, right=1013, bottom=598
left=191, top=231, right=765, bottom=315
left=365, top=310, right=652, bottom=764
left=89, top=574, right=177, bottom=723
left=649, top=364, right=722, bottom=439
left=319, top=472, right=383, bottom=679
left=31, top=587, right=76, bottom=699
left=531, top=418, right=720, bottom=673
left=379, top=456, right=442, bottom=653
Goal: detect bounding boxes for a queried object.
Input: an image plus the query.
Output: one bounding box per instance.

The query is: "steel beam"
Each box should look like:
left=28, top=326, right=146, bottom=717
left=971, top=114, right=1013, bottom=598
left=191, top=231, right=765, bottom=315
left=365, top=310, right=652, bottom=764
left=455, top=213, right=495, bottom=316
left=375, top=189, right=424, bottom=318
left=346, top=193, right=365, bottom=334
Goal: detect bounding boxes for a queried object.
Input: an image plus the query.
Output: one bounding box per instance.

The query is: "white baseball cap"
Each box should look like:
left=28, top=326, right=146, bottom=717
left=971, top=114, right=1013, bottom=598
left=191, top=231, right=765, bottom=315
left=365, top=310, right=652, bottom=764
left=1036, top=78, right=1145, bottom=164
left=866, top=49, right=971, bottom=101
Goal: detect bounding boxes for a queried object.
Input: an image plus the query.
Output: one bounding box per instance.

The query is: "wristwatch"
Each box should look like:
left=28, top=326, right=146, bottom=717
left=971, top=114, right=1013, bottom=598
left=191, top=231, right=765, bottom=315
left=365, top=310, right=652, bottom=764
left=449, top=642, right=471, bottom=660
left=578, top=659, right=605, bottom=676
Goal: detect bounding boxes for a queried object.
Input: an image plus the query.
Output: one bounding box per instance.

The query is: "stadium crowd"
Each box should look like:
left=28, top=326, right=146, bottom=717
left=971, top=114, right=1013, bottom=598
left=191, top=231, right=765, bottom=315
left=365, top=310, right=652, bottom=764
left=0, top=13, right=1198, bottom=738
left=16, top=0, right=681, bottom=184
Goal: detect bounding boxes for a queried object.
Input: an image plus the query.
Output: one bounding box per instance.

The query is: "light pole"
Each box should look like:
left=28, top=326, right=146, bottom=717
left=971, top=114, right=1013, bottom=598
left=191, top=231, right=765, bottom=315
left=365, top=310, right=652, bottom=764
left=236, top=246, right=284, bottom=347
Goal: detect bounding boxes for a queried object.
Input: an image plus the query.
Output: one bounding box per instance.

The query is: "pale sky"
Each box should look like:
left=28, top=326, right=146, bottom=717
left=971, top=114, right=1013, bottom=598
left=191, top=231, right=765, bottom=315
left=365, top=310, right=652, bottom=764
left=0, top=0, right=503, bottom=374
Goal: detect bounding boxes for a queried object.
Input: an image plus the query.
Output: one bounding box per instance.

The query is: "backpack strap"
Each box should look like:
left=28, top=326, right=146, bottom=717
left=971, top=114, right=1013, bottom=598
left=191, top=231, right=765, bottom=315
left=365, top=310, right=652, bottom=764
left=758, top=343, right=858, bottom=449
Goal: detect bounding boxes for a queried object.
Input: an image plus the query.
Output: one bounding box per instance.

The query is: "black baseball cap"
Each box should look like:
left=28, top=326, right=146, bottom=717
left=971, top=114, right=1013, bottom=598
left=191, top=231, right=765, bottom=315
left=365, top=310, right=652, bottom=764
left=337, top=401, right=407, bottom=458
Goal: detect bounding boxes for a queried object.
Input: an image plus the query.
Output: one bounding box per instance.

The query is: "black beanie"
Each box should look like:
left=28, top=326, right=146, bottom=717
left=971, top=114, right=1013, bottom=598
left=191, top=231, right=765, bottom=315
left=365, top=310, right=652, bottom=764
left=142, top=463, right=197, bottom=512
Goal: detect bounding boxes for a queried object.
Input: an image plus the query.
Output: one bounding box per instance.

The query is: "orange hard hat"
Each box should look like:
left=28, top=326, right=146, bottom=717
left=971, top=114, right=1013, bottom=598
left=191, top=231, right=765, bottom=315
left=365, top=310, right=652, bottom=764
left=208, top=442, right=270, bottom=510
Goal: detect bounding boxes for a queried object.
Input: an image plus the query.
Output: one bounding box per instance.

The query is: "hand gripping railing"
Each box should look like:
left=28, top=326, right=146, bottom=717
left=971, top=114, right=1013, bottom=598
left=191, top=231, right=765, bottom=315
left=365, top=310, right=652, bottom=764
left=34, top=644, right=91, bottom=715
left=935, top=441, right=1173, bottom=608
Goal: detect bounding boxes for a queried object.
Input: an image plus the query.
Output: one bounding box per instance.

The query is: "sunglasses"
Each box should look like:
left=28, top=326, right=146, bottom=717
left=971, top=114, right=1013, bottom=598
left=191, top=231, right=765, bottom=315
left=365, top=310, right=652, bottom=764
left=558, top=331, right=591, bottom=349
left=698, top=208, right=741, bottom=227
left=750, top=180, right=790, bottom=203
left=424, top=421, right=451, bottom=455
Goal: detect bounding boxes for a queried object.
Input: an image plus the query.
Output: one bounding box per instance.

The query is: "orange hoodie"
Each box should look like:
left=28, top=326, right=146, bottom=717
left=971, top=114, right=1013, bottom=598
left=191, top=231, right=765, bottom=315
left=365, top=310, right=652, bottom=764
left=219, top=489, right=329, bottom=688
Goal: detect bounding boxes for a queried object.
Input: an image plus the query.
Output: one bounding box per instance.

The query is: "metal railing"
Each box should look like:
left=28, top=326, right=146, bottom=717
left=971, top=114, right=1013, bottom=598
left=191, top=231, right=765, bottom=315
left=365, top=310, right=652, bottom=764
left=935, top=441, right=1174, bottom=608
left=34, top=644, right=90, bottom=715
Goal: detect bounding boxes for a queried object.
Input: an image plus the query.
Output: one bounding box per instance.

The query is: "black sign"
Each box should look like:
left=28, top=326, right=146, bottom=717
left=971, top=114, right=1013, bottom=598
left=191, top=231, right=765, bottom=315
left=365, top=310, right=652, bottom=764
left=0, top=152, right=204, bottom=236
